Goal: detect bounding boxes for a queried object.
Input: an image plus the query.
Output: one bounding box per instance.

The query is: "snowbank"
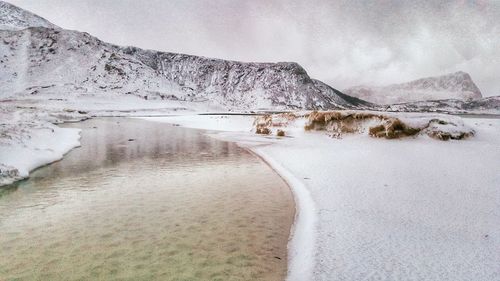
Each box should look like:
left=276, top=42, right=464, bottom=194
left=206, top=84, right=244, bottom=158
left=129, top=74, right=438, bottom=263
left=250, top=148, right=317, bottom=281
left=0, top=107, right=81, bottom=186
left=142, top=113, right=500, bottom=281
left=0, top=93, right=204, bottom=186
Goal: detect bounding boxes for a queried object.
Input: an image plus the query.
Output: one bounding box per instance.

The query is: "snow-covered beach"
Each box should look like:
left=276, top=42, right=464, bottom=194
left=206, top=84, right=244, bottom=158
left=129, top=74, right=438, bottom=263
left=2, top=1, right=500, bottom=280
left=142, top=113, right=500, bottom=281
left=1, top=95, right=499, bottom=280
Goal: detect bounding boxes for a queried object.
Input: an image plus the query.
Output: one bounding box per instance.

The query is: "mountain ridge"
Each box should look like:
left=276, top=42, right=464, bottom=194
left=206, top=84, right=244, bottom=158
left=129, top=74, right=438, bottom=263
left=1, top=1, right=492, bottom=113
left=344, top=71, right=483, bottom=105
left=383, top=95, right=500, bottom=114
left=0, top=1, right=57, bottom=31
left=0, top=1, right=371, bottom=110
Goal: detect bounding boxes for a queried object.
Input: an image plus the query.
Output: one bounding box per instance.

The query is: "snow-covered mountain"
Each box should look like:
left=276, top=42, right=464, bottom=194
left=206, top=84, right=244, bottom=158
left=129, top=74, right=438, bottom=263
left=0, top=1, right=57, bottom=30
left=344, top=71, right=483, bottom=105
left=384, top=95, right=500, bottom=114
left=0, top=1, right=370, bottom=110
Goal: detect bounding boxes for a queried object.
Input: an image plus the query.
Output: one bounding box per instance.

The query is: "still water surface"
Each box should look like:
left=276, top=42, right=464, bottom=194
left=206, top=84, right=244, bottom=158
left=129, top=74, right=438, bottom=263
left=0, top=118, right=294, bottom=281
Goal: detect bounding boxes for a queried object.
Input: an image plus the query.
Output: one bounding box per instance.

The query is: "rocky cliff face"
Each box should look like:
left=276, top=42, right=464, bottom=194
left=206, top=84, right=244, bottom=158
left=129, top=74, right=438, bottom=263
left=344, top=71, right=483, bottom=105
left=122, top=46, right=369, bottom=109
left=0, top=1, right=369, bottom=110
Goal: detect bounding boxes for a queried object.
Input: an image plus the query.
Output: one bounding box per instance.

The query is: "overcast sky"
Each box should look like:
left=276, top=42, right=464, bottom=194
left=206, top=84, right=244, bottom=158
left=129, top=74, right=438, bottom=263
left=9, top=0, right=500, bottom=96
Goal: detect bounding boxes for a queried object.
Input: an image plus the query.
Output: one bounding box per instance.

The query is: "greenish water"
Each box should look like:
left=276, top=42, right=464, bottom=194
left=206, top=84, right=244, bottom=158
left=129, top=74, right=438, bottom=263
left=0, top=118, right=294, bottom=281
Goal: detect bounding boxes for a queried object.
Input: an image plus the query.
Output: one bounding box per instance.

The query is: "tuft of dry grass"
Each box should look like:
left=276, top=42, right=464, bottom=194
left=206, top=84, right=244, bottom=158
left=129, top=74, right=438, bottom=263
left=304, top=111, right=343, bottom=131
left=255, top=110, right=474, bottom=141
left=253, top=112, right=300, bottom=135
left=368, top=124, right=386, bottom=137
left=255, top=126, right=271, bottom=135
left=369, top=118, right=421, bottom=139
left=253, top=114, right=272, bottom=135
left=305, top=111, right=385, bottom=136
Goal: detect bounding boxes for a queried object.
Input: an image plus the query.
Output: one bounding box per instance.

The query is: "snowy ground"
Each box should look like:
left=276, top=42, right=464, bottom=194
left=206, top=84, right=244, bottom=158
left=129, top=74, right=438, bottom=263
left=143, top=114, right=500, bottom=281
left=1, top=94, right=499, bottom=280
left=0, top=104, right=81, bottom=185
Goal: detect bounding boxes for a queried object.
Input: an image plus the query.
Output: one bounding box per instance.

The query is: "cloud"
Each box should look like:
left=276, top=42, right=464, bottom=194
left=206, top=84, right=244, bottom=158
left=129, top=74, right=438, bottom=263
left=8, top=0, right=500, bottom=96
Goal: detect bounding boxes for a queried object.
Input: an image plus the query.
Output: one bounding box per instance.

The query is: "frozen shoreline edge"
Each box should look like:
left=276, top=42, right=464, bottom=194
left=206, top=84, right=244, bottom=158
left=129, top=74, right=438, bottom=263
left=0, top=126, right=82, bottom=187
left=139, top=115, right=317, bottom=280
left=248, top=147, right=317, bottom=281
left=0, top=140, right=81, bottom=186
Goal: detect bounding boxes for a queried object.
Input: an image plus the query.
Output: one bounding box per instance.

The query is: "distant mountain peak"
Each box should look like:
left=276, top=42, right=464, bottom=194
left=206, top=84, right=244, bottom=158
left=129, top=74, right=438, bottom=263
left=0, top=1, right=58, bottom=31
left=344, top=71, right=482, bottom=105
left=449, top=70, right=467, bottom=76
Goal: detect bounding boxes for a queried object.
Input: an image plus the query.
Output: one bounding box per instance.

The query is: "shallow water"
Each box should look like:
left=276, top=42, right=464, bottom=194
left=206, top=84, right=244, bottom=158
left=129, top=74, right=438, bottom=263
left=0, top=118, right=294, bottom=281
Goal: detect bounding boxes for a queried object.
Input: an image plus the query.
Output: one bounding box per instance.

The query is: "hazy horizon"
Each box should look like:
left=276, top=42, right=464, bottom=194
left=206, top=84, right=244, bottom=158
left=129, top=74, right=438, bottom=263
left=8, top=0, right=500, bottom=97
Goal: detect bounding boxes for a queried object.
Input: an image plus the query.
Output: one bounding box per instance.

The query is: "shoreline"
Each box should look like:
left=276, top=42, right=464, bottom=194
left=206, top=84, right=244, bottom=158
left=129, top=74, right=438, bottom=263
left=247, top=147, right=316, bottom=281
left=140, top=115, right=318, bottom=280
left=0, top=124, right=82, bottom=187
left=0, top=114, right=302, bottom=279
left=0, top=118, right=294, bottom=280
left=3, top=112, right=500, bottom=280
left=1, top=107, right=494, bottom=188
left=140, top=113, right=500, bottom=280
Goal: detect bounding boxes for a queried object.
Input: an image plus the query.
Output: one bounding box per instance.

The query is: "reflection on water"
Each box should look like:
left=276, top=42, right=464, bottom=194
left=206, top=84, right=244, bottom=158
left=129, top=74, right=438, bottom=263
left=0, top=118, right=294, bottom=281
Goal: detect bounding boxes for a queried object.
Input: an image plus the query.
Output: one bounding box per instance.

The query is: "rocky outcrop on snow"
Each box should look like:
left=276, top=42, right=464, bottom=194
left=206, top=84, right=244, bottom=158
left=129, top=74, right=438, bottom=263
left=0, top=1, right=369, bottom=111
left=344, top=71, right=483, bottom=105
left=0, top=1, right=57, bottom=31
